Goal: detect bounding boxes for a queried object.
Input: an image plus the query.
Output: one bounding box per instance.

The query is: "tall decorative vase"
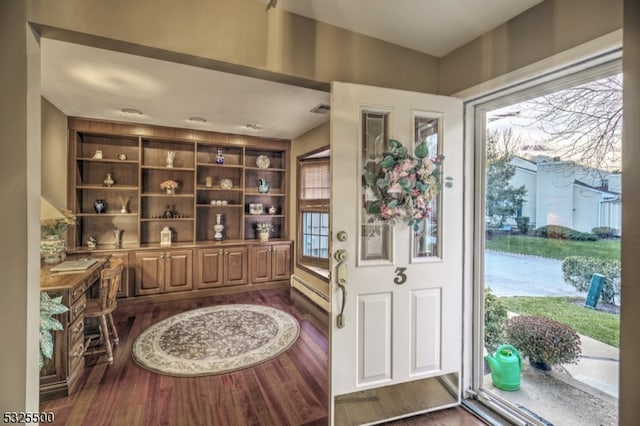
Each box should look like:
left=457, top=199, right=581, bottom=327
left=213, top=214, right=224, bottom=241
left=113, top=229, right=123, bottom=248
left=216, top=148, right=224, bottom=164
left=165, top=151, right=176, bottom=168
left=41, top=235, right=65, bottom=264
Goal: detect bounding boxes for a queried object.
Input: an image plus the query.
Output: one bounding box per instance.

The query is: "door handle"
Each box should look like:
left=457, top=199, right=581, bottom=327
left=334, top=250, right=348, bottom=329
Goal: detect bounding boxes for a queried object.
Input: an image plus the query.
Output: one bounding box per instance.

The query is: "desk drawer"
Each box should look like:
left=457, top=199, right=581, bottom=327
left=69, top=294, right=86, bottom=324
left=68, top=330, right=85, bottom=374
left=68, top=315, right=84, bottom=350
left=70, top=282, right=88, bottom=304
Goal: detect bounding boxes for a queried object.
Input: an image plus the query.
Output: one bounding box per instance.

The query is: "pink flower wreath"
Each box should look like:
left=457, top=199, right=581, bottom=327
left=365, top=139, right=445, bottom=231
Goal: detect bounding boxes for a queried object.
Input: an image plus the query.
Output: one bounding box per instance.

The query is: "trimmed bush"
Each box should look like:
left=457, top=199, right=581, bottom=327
left=505, top=315, right=581, bottom=368
left=484, top=288, right=508, bottom=351
left=562, top=256, right=621, bottom=304
left=515, top=216, right=530, bottom=234
left=534, top=225, right=597, bottom=241
left=591, top=226, right=619, bottom=239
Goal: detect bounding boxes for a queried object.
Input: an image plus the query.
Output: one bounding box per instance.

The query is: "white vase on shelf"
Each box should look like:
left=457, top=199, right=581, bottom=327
left=213, top=214, right=224, bottom=241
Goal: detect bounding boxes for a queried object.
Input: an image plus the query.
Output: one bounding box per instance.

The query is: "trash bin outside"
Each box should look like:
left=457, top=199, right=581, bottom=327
left=585, top=273, right=605, bottom=308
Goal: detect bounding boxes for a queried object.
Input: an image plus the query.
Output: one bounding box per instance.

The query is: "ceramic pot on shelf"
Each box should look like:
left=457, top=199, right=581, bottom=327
left=103, top=173, right=115, bottom=187
left=257, top=179, right=270, bottom=194
left=94, top=199, right=107, bottom=213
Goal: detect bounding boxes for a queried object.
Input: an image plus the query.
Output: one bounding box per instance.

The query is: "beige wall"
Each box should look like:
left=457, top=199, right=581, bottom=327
left=620, top=1, right=640, bottom=422
left=289, top=122, right=331, bottom=304
left=26, top=0, right=440, bottom=94
left=41, top=98, right=68, bottom=208
left=440, top=0, right=623, bottom=95
left=0, top=2, right=41, bottom=413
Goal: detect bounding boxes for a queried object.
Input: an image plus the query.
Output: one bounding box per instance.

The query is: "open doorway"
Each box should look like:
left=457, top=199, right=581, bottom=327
left=472, top=61, right=621, bottom=425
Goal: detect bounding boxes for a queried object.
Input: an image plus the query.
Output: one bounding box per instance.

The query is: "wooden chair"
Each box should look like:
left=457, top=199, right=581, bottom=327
left=84, top=260, right=124, bottom=364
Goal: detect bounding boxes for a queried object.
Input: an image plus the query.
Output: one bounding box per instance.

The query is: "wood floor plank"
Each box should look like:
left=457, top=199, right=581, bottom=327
left=40, top=288, right=485, bottom=425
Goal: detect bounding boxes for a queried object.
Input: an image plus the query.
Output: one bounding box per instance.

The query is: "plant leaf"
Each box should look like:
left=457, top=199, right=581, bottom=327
left=399, top=177, right=413, bottom=190
left=388, top=139, right=401, bottom=151
left=40, top=329, right=54, bottom=359
left=376, top=178, right=389, bottom=189
left=379, top=155, right=395, bottom=169
left=414, top=141, right=428, bottom=158
left=367, top=200, right=382, bottom=214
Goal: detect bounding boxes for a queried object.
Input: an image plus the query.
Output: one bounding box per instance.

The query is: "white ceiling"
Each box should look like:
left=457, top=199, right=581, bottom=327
left=41, top=0, right=542, bottom=140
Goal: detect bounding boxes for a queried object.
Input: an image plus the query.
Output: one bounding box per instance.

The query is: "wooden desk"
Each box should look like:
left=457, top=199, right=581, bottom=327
left=39, top=255, right=110, bottom=401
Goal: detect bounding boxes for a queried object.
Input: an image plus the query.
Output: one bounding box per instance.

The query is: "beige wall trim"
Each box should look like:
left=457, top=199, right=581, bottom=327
left=291, top=274, right=330, bottom=312
left=454, top=29, right=622, bottom=102
left=31, top=23, right=330, bottom=93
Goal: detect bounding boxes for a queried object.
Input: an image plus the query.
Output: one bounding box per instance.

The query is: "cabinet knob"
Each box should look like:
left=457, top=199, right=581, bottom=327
left=72, top=322, right=84, bottom=335
left=72, top=343, right=85, bottom=358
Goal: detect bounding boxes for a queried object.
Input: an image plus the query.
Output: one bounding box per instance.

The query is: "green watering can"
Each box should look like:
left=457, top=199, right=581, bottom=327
left=485, top=344, right=522, bottom=391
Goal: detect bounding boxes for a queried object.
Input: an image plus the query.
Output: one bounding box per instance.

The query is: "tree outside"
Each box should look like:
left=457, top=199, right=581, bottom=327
left=485, top=128, right=527, bottom=228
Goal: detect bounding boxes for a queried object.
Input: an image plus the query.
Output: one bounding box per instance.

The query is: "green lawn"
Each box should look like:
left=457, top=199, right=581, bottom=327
left=500, top=296, right=619, bottom=347
left=486, top=235, right=620, bottom=261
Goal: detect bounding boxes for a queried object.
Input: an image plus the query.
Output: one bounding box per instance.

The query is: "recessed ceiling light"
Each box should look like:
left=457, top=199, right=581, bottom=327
left=121, top=108, right=143, bottom=115
left=188, top=116, right=207, bottom=123
left=246, top=123, right=262, bottom=130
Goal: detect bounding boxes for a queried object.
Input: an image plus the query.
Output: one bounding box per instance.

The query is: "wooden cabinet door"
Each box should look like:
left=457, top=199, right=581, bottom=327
left=196, top=248, right=225, bottom=289
left=135, top=251, right=164, bottom=295
left=105, top=251, right=130, bottom=297
left=224, top=246, right=248, bottom=286
left=250, top=245, right=272, bottom=283
left=271, top=244, right=292, bottom=281
left=164, top=249, right=193, bottom=293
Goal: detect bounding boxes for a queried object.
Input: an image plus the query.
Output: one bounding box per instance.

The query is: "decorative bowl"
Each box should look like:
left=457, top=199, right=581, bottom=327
left=220, top=178, right=233, bottom=189
left=256, top=155, right=270, bottom=169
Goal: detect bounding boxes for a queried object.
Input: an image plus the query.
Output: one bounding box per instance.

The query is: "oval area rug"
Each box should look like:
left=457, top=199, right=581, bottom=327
left=132, top=304, right=300, bottom=377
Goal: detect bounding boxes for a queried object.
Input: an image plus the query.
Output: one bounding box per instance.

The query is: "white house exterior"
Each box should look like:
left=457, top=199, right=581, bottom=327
left=511, top=157, right=621, bottom=234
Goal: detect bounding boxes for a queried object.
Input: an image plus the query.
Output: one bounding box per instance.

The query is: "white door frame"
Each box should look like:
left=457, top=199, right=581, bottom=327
left=457, top=30, right=622, bottom=409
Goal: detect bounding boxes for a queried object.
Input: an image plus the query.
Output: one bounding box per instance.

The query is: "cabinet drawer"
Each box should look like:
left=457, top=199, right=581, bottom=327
left=68, top=333, right=85, bottom=374
left=69, top=294, right=86, bottom=324
left=68, top=315, right=84, bottom=350
left=70, top=282, right=88, bottom=304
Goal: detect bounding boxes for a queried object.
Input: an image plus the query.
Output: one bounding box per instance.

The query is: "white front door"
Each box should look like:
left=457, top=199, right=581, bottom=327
left=330, top=82, right=463, bottom=425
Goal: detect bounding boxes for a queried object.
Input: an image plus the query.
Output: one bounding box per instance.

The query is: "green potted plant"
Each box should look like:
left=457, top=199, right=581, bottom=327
left=39, top=292, right=69, bottom=370
left=504, top=315, right=581, bottom=370
left=40, top=201, right=76, bottom=264
left=484, top=288, right=508, bottom=352
left=256, top=223, right=274, bottom=242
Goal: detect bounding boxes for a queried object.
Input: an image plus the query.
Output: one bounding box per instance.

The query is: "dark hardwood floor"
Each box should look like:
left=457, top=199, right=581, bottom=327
left=40, top=288, right=486, bottom=425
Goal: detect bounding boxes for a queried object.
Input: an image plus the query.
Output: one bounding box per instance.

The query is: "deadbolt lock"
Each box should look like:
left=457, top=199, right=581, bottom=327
left=334, top=249, right=348, bottom=262
left=336, top=230, right=348, bottom=241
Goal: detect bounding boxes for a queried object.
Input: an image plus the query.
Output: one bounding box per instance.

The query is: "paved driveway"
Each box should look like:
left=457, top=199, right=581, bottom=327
left=484, top=251, right=584, bottom=297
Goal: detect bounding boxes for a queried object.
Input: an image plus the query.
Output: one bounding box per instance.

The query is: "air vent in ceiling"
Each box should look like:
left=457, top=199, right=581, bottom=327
left=310, top=104, right=330, bottom=114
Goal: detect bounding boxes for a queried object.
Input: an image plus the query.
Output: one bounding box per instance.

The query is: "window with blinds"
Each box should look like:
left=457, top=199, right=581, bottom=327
left=298, top=158, right=330, bottom=268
